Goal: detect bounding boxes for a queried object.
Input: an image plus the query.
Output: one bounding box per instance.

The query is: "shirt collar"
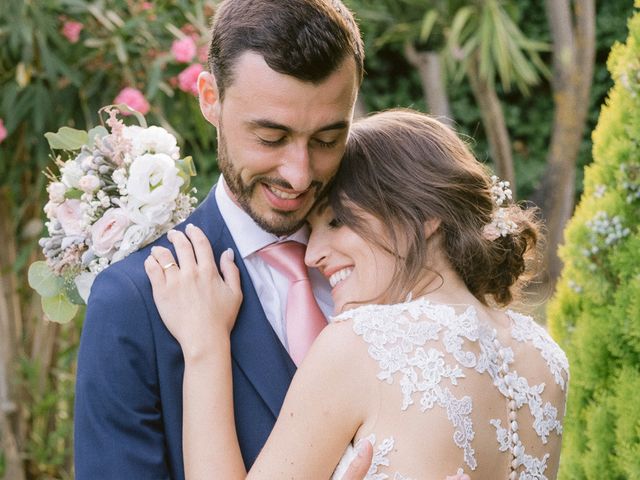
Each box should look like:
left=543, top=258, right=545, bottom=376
left=215, top=175, right=309, bottom=259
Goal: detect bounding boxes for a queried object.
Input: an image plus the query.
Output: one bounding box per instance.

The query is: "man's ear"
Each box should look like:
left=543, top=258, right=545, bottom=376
left=424, top=218, right=441, bottom=240
left=198, top=71, right=221, bottom=126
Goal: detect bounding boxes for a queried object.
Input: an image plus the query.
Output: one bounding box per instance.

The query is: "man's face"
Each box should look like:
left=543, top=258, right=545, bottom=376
left=199, top=52, right=359, bottom=236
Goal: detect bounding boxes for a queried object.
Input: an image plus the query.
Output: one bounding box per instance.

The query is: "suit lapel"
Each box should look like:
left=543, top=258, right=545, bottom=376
left=197, top=188, right=296, bottom=419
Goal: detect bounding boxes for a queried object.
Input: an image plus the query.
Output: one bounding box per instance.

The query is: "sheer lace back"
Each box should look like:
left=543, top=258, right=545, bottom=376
left=331, top=298, right=569, bottom=480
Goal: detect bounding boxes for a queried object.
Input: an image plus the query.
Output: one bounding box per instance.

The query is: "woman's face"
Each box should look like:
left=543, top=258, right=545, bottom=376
left=305, top=203, right=398, bottom=314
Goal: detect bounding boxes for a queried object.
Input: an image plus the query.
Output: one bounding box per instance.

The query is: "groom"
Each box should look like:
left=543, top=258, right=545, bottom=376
left=74, top=0, right=371, bottom=478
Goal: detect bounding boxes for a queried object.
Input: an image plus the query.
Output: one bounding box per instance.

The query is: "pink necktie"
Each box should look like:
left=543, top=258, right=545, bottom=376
left=258, top=241, right=327, bottom=366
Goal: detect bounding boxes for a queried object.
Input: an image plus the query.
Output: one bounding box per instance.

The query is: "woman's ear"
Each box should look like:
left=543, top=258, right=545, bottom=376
left=198, top=71, right=221, bottom=126
left=424, top=218, right=442, bottom=240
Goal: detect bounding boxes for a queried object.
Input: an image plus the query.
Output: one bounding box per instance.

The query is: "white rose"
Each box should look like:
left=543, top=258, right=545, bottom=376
left=124, top=126, right=180, bottom=159
left=115, top=224, right=155, bottom=260
left=126, top=153, right=183, bottom=206
left=54, top=199, right=85, bottom=236
left=79, top=174, right=100, bottom=193
left=90, top=208, right=130, bottom=257
left=47, top=182, right=67, bottom=203
left=126, top=199, right=173, bottom=227
left=60, top=160, right=84, bottom=189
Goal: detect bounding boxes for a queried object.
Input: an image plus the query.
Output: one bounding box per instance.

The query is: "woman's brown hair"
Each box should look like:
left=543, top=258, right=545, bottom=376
left=328, top=109, right=540, bottom=307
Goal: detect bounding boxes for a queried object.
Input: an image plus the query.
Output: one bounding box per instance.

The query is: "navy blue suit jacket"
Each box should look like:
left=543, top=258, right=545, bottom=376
left=74, top=188, right=297, bottom=479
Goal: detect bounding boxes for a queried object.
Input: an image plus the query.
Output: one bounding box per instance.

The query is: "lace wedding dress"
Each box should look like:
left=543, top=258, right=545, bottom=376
left=330, top=298, right=569, bottom=480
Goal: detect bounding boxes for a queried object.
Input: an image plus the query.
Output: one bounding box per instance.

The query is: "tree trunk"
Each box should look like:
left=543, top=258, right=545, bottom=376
left=536, top=0, right=596, bottom=283
left=466, top=54, right=517, bottom=196
left=0, top=188, right=26, bottom=480
left=404, top=43, right=453, bottom=125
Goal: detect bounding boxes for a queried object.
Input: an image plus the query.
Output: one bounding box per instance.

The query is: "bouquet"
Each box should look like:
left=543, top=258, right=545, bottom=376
left=28, top=107, right=198, bottom=323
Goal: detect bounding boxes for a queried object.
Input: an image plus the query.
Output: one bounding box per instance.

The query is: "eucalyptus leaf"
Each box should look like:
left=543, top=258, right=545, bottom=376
left=87, top=126, right=109, bottom=149
left=62, top=276, right=85, bottom=305
left=177, top=156, right=197, bottom=193
left=28, top=261, right=63, bottom=297
left=112, top=103, right=148, bottom=128
left=45, top=127, right=89, bottom=151
left=42, top=294, right=79, bottom=324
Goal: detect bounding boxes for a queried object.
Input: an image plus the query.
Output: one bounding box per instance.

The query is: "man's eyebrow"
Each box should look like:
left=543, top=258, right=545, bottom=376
left=246, top=119, right=349, bottom=133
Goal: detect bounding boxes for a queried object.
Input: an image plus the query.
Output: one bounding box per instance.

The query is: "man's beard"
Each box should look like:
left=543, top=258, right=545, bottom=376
left=217, top=128, right=327, bottom=236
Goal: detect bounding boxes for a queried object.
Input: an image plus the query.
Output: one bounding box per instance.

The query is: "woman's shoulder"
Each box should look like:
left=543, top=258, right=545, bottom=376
left=505, top=309, right=570, bottom=390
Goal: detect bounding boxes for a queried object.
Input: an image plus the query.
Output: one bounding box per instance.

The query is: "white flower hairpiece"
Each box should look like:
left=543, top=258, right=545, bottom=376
left=482, top=175, right=518, bottom=241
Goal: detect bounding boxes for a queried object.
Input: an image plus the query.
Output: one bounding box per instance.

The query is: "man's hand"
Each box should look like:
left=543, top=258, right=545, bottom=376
left=341, top=440, right=373, bottom=480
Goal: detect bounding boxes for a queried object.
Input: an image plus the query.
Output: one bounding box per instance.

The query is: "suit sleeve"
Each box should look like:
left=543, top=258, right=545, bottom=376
left=74, top=266, right=170, bottom=479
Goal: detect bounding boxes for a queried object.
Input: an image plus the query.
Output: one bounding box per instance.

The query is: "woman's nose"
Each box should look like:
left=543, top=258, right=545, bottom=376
left=304, top=229, right=328, bottom=269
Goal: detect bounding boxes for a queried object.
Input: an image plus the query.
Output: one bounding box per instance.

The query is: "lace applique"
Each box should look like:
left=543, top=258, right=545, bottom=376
left=331, top=299, right=567, bottom=479
left=491, top=419, right=550, bottom=479
left=508, top=310, right=570, bottom=390
left=338, top=301, right=480, bottom=470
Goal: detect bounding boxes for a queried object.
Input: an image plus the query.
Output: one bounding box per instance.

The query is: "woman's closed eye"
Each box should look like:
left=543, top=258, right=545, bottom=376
left=328, top=217, right=342, bottom=229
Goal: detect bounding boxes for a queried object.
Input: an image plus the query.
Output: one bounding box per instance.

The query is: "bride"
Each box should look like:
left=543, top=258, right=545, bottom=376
left=145, top=109, right=568, bottom=479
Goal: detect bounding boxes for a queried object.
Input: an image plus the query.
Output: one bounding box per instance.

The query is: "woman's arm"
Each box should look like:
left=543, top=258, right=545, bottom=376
left=145, top=225, right=371, bottom=480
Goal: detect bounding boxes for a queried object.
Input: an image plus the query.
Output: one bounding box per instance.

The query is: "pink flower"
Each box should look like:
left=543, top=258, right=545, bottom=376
left=178, top=64, right=203, bottom=96
left=171, top=37, right=197, bottom=63
left=62, top=21, right=83, bottom=44
left=55, top=199, right=85, bottom=236
left=141, top=2, right=153, bottom=10
left=91, top=208, right=130, bottom=257
left=0, top=118, right=7, bottom=144
left=114, top=87, right=150, bottom=116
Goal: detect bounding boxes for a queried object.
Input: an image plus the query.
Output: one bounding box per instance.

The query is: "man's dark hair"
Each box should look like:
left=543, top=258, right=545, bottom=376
left=208, top=0, right=364, bottom=99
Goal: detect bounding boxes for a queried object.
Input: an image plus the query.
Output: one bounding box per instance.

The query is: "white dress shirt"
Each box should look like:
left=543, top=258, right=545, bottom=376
left=215, top=176, right=334, bottom=351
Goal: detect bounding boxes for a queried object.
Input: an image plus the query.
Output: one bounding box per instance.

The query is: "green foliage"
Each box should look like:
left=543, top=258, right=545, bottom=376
left=19, top=318, right=81, bottom=479
left=352, top=0, right=634, bottom=201
left=0, top=1, right=218, bottom=477
left=548, top=6, right=640, bottom=479
left=0, top=0, right=219, bottom=215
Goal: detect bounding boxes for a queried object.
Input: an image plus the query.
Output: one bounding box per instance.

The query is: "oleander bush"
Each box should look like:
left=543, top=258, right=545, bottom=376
left=548, top=5, right=640, bottom=479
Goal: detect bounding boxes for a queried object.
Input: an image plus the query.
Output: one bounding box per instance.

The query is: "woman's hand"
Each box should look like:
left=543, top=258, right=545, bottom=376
left=144, top=223, right=242, bottom=361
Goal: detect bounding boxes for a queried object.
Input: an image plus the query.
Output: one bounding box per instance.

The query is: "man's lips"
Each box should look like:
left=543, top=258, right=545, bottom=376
left=261, top=183, right=311, bottom=211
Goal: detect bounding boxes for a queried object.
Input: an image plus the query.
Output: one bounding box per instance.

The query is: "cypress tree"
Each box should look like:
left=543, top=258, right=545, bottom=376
left=548, top=4, right=640, bottom=479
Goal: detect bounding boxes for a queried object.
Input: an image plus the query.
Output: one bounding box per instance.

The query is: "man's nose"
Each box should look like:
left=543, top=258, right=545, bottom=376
left=278, top=143, right=313, bottom=192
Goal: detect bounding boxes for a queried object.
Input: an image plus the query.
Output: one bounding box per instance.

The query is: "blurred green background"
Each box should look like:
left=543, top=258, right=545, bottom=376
left=0, top=1, right=636, bottom=478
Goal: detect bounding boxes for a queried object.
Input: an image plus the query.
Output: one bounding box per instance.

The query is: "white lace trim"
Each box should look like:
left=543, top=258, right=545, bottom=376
left=332, top=298, right=567, bottom=479
left=508, top=310, right=570, bottom=390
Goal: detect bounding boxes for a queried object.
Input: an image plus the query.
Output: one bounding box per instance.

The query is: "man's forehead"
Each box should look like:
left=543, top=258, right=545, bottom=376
left=225, top=51, right=358, bottom=103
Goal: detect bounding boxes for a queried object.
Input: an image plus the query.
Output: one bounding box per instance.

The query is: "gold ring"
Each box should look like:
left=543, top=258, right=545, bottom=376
left=162, top=262, right=177, bottom=271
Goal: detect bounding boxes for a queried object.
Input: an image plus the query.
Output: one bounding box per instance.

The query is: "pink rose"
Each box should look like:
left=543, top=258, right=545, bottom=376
left=171, top=37, right=197, bottom=63
left=62, top=21, right=83, bottom=43
left=55, top=199, right=85, bottom=236
left=178, top=64, right=203, bottom=96
left=114, top=87, right=150, bottom=116
left=0, top=118, right=7, bottom=144
left=141, top=2, right=153, bottom=10
left=91, top=208, right=130, bottom=257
